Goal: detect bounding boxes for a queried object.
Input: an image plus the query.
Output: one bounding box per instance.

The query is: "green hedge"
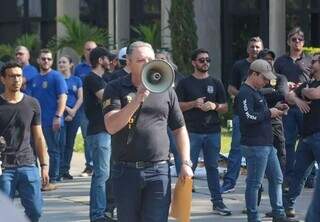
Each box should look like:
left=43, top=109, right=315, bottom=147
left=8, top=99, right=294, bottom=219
left=303, top=47, right=320, bottom=55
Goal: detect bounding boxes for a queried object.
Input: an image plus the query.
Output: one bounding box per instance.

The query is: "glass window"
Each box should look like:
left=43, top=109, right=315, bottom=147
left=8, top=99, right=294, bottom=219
left=29, top=0, right=41, bottom=17
left=0, top=0, right=24, bottom=20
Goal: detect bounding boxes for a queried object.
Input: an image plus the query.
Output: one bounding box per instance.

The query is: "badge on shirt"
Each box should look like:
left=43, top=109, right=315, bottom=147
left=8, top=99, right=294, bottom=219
left=72, top=85, right=77, bottom=92
left=207, top=85, right=214, bottom=94
left=102, top=99, right=111, bottom=109
left=270, top=79, right=277, bottom=87
left=126, top=92, right=136, bottom=103
left=42, top=81, right=48, bottom=89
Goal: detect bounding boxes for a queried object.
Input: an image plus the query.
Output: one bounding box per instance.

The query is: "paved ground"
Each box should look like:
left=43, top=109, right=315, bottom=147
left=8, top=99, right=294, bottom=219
left=13, top=153, right=312, bottom=222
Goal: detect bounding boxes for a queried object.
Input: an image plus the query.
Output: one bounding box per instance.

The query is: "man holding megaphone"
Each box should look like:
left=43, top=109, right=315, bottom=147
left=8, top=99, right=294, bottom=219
left=103, top=41, right=193, bottom=222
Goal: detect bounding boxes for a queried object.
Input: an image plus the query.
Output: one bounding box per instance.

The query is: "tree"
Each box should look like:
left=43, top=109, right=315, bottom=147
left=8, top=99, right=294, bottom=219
left=169, top=0, right=198, bottom=74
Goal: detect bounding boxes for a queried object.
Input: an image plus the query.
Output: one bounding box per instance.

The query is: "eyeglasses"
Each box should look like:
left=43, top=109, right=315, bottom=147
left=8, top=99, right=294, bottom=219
left=291, top=37, right=304, bottom=42
left=41, top=57, right=53, bottom=61
left=197, top=58, right=211, bottom=63
left=311, top=59, right=320, bottom=65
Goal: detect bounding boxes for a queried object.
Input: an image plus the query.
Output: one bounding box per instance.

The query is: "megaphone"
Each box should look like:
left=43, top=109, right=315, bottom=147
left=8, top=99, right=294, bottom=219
left=141, top=59, right=175, bottom=93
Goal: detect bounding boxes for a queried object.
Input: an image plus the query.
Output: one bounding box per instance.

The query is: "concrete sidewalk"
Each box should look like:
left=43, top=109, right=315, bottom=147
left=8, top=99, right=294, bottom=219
left=15, top=153, right=311, bottom=221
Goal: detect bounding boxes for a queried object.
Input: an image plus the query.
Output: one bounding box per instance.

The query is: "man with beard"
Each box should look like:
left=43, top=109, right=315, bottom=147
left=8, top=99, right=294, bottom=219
left=30, top=49, right=67, bottom=190
left=176, top=48, right=231, bottom=216
left=83, top=47, right=113, bottom=222
left=221, top=37, right=264, bottom=193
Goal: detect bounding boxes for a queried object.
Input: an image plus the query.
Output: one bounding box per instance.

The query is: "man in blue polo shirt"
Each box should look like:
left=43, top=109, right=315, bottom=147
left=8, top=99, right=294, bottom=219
left=237, top=59, right=297, bottom=222
left=15, top=46, right=38, bottom=94
left=30, top=49, right=67, bottom=190
left=74, top=41, right=97, bottom=177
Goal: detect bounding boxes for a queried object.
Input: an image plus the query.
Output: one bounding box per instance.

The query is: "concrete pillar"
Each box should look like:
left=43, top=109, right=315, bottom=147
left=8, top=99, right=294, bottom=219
left=56, top=0, right=80, bottom=63
left=194, top=0, right=221, bottom=79
left=161, top=0, right=172, bottom=50
left=109, top=0, right=130, bottom=49
left=269, top=0, right=286, bottom=57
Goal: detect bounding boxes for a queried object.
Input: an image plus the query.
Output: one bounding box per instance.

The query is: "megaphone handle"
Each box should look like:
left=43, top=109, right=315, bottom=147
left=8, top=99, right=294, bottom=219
left=126, top=103, right=143, bottom=144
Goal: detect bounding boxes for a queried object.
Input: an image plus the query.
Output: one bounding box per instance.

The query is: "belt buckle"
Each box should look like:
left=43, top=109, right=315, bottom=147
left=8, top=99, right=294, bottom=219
left=135, top=161, right=145, bottom=169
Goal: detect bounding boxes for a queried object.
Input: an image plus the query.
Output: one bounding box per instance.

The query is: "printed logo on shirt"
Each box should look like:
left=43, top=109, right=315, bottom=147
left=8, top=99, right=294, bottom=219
left=72, top=85, right=77, bottom=92
left=102, top=99, right=110, bottom=109
left=42, top=81, right=48, bottom=89
left=243, top=99, right=257, bottom=120
left=126, top=92, right=136, bottom=103
left=270, top=79, right=277, bottom=87
left=207, top=85, right=214, bottom=94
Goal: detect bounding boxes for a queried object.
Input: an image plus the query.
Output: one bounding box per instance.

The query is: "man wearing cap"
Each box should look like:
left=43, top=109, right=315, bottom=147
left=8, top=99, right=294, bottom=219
left=237, top=59, right=296, bottom=222
left=107, top=47, right=130, bottom=82
left=284, top=53, right=320, bottom=218
left=83, top=47, right=112, bottom=222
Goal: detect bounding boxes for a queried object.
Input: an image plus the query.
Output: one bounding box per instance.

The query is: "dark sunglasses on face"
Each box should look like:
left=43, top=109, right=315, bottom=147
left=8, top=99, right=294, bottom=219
left=291, top=37, right=304, bottom=42
left=197, top=58, right=211, bottom=63
left=41, top=57, right=53, bottom=61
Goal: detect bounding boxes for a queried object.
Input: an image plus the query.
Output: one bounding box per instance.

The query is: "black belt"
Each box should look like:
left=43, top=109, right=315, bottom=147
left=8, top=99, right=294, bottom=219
left=116, top=160, right=168, bottom=169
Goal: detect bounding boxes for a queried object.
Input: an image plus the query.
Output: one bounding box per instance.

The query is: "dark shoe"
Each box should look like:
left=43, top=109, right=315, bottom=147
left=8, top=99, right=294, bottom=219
left=285, top=208, right=296, bottom=218
left=80, top=167, right=93, bottom=177
left=212, top=201, right=232, bottom=216
left=220, top=184, right=235, bottom=194
left=304, top=178, right=315, bottom=188
left=41, top=183, right=57, bottom=192
left=61, top=172, right=74, bottom=180
left=272, top=215, right=299, bottom=222
left=265, top=211, right=273, bottom=217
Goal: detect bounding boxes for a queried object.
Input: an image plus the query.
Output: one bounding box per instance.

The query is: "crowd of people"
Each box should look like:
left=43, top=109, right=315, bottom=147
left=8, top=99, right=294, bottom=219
left=0, top=26, right=319, bottom=222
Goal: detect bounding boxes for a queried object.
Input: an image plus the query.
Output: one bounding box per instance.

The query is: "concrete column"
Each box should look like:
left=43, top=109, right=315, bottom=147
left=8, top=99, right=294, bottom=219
left=269, top=0, right=286, bottom=57
left=110, top=0, right=130, bottom=49
left=194, top=0, right=221, bottom=79
left=161, top=0, right=172, bottom=50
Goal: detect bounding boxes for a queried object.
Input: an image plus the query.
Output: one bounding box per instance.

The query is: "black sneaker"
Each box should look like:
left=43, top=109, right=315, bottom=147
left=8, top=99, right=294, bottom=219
left=265, top=211, right=273, bottom=217
left=285, top=208, right=295, bottom=218
left=62, top=172, right=74, bottom=180
left=272, top=215, right=299, bottom=222
left=212, top=201, right=232, bottom=216
left=80, top=167, right=93, bottom=177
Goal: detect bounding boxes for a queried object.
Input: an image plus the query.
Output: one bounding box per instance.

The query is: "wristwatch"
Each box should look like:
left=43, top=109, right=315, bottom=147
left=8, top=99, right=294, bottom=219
left=182, top=160, right=193, bottom=168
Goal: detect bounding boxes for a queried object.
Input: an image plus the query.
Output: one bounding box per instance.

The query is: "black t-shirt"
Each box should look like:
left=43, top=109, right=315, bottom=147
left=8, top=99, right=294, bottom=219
left=274, top=54, right=312, bottom=83
left=175, top=75, right=227, bottom=133
left=229, top=59, right=251, bottom=90
left=83, top=72, right=107, bottom=135
left=103, top=75, right=185, bottom=162
left=236, top=84, right=273, bottom=146
left=295, top=80, right=320, bottom=137
left=0, top=95, right=41, bottom=167
left=108, top=68, right=129, bottom=82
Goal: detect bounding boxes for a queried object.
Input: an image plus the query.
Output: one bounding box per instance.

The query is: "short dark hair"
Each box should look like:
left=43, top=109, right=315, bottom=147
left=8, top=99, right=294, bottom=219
left=39, top=48, right=53, bottom=57
left=89, top=47, right=111, bottom=68
left=191, top=48, right=209, bottom=61
left=0, top=61, right=22, bottom=77
left=257, top=48, right=276, bottom=60
left=287, top=27, right=304, bottom=40
left=247, top=36, right=264, bottom=49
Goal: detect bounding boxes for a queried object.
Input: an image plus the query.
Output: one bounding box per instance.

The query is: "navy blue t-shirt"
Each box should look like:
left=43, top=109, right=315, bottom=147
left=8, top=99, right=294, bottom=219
left=236, top=83, right=273, bottom=146
left=176, top=75, right=227, bottom=133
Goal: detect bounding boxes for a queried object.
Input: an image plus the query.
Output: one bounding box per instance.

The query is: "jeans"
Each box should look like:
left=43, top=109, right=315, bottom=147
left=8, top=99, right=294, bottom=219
left=189, top=132, right=222, bottom=203
left=282, top=106, right=303, bottom=184
left=60, top=113, right=81, bottom=175
left=112, top=162, right=171, bottom=222
left=0, top=165, right=43, bottom=222
left=243, top=145, right=284, bottom=222
left=88, top=132, right=111, bottom=221
left=42, top=126, right=64, bottom=182
left=223, top=115, right=242, bottom=187
left=306, top=171, right=320, bottom=222
left=79, top=109, right=92, bottom=169
left=168, top=128, right=181, bottom=175
left=284, top=132, right=320, bottom=210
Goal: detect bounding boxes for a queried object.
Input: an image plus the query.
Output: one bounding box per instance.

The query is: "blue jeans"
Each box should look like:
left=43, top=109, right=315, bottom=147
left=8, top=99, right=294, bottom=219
left=0, top=165, right=43, bottom=222
left=189, top=132, right=222, bottom=203
left=112, top=162, right=171, bottom=222
left=168, top=128, right=181, bottom=175
left=79, top=109, right=92, bottom=169
left=60, top=113, right=81, bottom=175
left=243, top=145, right=284, bottom=222
left=284, top=132, right=320, bottom=210
left=88, top=132, right=111, bottom=221
left=42, top=126, right=64, bottom=182
left=282, top=106, right=303, bottom=184
left=223, top=115, right=242, bottom=187
left=306, top=171, right=320, bottom=222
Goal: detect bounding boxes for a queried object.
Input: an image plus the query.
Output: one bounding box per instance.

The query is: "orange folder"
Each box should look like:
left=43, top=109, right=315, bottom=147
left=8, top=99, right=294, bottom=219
left=170, top=177, right=193, bottom=222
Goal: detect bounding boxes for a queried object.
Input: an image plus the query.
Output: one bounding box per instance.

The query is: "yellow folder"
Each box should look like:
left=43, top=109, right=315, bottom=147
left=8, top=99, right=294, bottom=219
left=170, top=177, right=193, bottom=222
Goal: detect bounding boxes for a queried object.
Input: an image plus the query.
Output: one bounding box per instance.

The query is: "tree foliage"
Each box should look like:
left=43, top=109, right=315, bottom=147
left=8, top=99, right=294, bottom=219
left=131, top=22, right=161, bottom=50
left=169, top=0, right=198, bottom=74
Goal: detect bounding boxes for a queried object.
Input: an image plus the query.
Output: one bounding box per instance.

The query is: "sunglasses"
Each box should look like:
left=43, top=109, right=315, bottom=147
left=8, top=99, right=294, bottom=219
left=197, top=58, right=211, bottom=63
left=291, top=37, right=304, bottom=42
left=41, top=57, right=53, bottom=61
